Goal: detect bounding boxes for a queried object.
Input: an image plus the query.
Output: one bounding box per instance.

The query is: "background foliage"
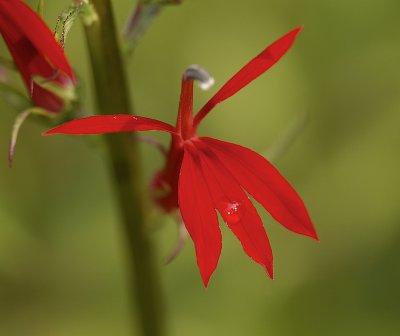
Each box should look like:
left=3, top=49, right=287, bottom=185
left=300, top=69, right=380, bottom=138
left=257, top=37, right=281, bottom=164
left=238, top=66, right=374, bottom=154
left=1, top=0, right=399, bottom=335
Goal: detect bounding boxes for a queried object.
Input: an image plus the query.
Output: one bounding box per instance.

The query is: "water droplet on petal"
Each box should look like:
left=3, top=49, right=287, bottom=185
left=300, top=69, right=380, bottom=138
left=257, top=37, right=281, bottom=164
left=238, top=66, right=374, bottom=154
left=221, top=201, right=242, bottom=224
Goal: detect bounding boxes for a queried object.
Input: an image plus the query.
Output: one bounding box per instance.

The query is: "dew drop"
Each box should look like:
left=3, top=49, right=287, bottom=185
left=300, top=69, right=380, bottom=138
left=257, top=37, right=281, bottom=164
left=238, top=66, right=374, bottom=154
left=221, top=201, right=242, bottom=224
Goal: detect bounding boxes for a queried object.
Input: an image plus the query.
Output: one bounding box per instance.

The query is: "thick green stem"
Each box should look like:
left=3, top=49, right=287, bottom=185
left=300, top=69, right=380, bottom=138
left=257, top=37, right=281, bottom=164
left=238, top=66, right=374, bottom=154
left=82, top=1, right=165, bottom=335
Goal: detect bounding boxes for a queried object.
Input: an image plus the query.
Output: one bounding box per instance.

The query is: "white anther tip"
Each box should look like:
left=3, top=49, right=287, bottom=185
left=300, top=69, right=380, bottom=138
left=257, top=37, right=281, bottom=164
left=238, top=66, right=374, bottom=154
left=199, top=76, right=215, bottom=91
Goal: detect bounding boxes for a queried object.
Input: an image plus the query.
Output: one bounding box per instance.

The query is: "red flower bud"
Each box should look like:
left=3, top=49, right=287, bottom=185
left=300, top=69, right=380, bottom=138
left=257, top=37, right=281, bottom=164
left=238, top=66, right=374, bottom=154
left=0, top=0, right=76, bottom=112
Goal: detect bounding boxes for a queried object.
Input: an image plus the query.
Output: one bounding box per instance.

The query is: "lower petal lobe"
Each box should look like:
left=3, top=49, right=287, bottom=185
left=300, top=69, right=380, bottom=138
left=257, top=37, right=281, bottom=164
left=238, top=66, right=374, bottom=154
left=178, top=144, right=222, bottom=287
left=195, top=140, right=273, bottom=278
left=202, top=137, right=318, bottom=240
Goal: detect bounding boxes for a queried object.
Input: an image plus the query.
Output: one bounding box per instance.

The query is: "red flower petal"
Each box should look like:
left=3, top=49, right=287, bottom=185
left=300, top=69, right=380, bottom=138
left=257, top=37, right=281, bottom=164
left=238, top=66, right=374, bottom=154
left=179, top=144, right=222, bottom=287
left=202, top=137, right=318, bottom=240
left=194, top=140, right=273, bottom=278
left=0, top=0, right=74, bottom=79
left=193, top=26, right=303, bottom=128
left=44, top=115, right=177, bottom=135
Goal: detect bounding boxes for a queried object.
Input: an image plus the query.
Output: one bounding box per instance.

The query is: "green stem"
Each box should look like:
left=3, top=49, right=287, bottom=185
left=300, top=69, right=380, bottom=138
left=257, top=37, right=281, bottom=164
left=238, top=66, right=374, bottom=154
left=82, top=1, right=165, bottom=335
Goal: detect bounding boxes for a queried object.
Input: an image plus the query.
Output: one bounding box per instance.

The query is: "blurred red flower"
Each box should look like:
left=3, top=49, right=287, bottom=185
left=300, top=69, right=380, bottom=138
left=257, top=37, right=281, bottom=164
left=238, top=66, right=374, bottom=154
left=46, top=26, right=317, bottom=286
left=0, top=0, right=75, bottom=112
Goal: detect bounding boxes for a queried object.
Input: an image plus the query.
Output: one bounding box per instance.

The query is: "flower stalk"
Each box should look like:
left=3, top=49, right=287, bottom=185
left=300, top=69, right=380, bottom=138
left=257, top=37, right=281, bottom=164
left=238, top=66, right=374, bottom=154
left=82, top=0, right=165, bottom=335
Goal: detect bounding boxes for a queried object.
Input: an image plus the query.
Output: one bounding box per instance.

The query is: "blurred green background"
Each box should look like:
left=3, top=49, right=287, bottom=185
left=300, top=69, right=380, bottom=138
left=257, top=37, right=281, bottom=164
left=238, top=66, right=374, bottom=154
left=1, top=0, right=400, bottom=335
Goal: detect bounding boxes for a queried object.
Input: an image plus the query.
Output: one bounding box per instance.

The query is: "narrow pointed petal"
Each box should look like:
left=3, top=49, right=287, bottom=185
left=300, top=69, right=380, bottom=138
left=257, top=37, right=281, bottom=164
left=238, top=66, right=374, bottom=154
left=202, top=137, right=318, bottom=240
left=0, top=0, right=74, bottom=78
left=194, top=26, right=303, bottom=127
left=178, top=144, right=222, bottom=287
left=194, top=141, right=273, bottom=278
left=44, top=115, right=176, bottom=135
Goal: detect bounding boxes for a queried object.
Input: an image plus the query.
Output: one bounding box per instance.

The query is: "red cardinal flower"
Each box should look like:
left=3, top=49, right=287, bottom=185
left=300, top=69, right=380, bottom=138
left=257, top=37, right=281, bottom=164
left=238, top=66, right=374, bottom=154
left=0, top=0, right=75, bottom=112
left=46, top=26, right=317, bottom=286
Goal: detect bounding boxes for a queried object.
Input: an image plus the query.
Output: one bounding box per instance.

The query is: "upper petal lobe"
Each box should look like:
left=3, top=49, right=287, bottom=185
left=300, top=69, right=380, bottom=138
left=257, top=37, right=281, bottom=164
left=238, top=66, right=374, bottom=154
left=194, top=26, right=303, bottom=127
left=45, top=115, right=177, bottom=135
